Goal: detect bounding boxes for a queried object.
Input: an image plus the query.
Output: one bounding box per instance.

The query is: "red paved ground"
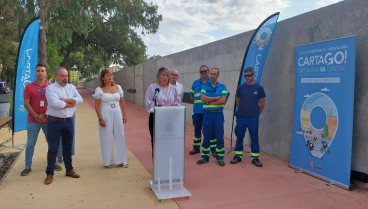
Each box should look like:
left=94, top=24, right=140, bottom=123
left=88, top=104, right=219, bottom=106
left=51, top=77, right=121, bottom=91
left=78, top=87, right=368, bottom=209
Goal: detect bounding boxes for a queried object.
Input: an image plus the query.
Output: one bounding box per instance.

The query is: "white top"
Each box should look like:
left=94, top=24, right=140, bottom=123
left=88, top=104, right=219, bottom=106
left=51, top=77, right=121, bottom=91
left=92, top=85, right=124, bottom=101
left=170, top=82, right=184, bottom=103
left=46, top=82, right=83, bottom=118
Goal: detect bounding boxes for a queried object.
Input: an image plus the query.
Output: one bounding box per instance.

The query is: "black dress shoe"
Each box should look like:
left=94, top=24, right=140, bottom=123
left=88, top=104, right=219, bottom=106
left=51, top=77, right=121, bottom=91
left=189, top=149, right=200, bottom=155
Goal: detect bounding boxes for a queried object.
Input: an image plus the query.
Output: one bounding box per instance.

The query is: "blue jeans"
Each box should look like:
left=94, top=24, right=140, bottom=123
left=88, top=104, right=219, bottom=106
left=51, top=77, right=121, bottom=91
left=57, top=114, right=76, bottom=157
left=234, top=116, right=260, bottom=159
left=46, top=118, right=74, bottom=175
left=192, top=114, right=216, bottom=152
left=25, top=123, right=48, bottom=168
left=201, top=112, right=225, bottom=161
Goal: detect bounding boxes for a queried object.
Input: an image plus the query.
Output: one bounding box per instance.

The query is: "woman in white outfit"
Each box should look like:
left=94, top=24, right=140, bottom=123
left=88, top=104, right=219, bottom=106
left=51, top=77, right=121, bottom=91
left=93, top=69, right=128, bottom=168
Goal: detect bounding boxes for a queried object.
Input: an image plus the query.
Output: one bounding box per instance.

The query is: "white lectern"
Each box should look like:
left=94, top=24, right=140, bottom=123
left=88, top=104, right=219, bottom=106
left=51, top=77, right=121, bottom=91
left=148, top=106, right=192, bottom=201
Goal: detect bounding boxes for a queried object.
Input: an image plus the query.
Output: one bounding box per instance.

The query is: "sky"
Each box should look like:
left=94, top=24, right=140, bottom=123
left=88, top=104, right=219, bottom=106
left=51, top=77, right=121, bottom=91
left=140, top=0, right=343, bottom=58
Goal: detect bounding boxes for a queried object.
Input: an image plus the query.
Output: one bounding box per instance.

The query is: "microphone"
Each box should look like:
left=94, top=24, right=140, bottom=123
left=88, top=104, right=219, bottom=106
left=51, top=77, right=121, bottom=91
left=153, top=88, right=160, bottom=101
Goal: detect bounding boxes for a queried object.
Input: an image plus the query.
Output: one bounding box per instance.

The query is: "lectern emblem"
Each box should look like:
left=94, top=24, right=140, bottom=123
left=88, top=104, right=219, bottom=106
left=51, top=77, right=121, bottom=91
left=166, top=123, right=173, bottom=133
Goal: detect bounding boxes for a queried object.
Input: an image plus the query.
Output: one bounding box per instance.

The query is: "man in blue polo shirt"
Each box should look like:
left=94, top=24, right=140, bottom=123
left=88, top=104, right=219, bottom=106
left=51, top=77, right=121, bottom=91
left=230, top=67, right=265, bottom=167
left=198, top=67, right=228, bottom=166
left=189, top=65, right=217, bottom=156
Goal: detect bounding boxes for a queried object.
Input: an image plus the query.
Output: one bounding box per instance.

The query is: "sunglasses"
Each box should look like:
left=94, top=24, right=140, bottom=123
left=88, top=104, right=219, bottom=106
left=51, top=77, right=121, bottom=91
left=171, top=74, right=178, bottom=77
left=200, top=70, right=208, bottom=74
left=244, top=73, right=254, bottom=77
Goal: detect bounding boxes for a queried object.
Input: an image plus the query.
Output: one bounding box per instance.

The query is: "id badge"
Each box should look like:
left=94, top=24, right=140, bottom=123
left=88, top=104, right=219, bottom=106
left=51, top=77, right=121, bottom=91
left=40, top=101, right=45, bottom=107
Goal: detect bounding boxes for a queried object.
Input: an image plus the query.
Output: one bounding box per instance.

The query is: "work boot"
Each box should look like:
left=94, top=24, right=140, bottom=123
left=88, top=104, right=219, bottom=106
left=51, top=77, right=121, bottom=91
left=230, top=155, right=242, bottom=164
left=44, top=175, right=53, bottom=185
left=252, top=158, right=263, bottom=167
left=211, top=152, right=218, bottom=158
left=197, top=158, right=208, bottom=164
left=189, top=149, right=200, bottom=155
left=217, top=160, right=225, bottom=166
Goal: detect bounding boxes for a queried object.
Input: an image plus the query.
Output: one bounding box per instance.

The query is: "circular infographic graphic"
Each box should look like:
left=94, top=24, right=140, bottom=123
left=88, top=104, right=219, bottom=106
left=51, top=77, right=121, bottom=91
left=296, top=92, right=338, bottom=158
left=255, top=27, right=272, bottom=50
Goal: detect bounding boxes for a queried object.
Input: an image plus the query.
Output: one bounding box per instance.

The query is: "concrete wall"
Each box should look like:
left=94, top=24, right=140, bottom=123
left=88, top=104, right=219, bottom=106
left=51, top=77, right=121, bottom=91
left=83, top=0, right=368, bottom=187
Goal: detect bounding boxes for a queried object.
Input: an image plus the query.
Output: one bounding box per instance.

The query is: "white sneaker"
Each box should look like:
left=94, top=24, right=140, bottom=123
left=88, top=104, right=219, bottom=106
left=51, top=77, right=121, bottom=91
left=119, top=163, right=128, bottom=168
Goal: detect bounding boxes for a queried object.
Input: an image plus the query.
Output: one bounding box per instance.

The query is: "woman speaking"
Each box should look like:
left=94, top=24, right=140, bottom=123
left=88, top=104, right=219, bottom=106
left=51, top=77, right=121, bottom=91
left=145, top=67, right=180, bottom=151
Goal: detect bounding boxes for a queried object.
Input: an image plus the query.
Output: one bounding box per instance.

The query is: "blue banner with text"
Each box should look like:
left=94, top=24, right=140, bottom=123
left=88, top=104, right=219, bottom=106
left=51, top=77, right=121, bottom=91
left=289, top=36, right=356, bottom=190
left=13, top=19, right=40, bottom=132
left=239, top=14, right=279, bottom=85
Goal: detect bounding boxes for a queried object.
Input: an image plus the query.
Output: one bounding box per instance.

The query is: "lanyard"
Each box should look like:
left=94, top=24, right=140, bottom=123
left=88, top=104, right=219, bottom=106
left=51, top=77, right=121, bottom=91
left=36, top=84, right=47, bottom=99
left=197, top=80, right=206, bottom=93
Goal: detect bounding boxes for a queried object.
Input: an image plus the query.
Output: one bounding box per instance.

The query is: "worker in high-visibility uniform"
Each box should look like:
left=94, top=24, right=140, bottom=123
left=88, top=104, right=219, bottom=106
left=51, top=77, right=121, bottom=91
left=189, top=65, right=217, bottom=156
left=197, top=67, right=228, bottom=166
left=230, top=67, right=265, bottom=167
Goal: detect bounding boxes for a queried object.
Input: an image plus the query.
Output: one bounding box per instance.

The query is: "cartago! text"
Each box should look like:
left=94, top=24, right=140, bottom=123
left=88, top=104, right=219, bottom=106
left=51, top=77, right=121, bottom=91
left=298, top=50, right=347, bottom=67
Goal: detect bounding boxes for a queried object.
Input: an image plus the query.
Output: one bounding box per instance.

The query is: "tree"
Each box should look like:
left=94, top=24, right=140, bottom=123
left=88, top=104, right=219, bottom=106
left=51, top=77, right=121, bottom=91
left=38, top=0, right=47, bottom=65
left=10, top=0, right=162, bottom=80
left=145, top=55, right=161, bottom=61
left=0, top=0, right=19, bottom=86
left=15, top=0, right=37, bottom=42
left=41, top=0, right=162, bottom=78
left=46, top=43, right=64, bottom=79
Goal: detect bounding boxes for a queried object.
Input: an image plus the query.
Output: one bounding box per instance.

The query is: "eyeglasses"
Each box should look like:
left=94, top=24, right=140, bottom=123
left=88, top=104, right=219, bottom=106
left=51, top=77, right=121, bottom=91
left=244, top=73, right=254, bottom=77
left=171, top=74, right=178, bottom=77
left=200, top=70, right=208, bottom=74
